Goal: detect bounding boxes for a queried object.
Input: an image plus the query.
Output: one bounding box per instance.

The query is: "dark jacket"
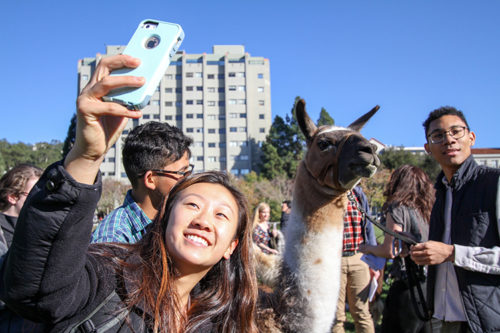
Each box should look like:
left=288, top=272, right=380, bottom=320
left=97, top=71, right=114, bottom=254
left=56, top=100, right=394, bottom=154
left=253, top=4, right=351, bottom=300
left=0, top=213, right=17, bottom=248
left=0, top=162, right=152, bottom=332
left=427, top=156, right=500, bottom=333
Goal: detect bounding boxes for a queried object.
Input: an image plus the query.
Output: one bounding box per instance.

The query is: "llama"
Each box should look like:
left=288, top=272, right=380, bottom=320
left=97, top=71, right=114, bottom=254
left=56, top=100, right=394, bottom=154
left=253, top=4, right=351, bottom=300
left=256, top=99, right=380, bottom=332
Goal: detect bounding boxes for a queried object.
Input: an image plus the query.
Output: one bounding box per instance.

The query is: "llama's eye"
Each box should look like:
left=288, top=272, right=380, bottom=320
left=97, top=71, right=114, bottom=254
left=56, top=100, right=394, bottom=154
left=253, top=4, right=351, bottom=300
left=317, top=140, right=333, bottom=151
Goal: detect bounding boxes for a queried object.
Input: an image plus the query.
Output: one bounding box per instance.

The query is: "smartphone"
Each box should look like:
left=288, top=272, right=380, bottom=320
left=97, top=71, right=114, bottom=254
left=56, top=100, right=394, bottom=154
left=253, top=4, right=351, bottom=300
left=103, top=19, right=184, bottom=110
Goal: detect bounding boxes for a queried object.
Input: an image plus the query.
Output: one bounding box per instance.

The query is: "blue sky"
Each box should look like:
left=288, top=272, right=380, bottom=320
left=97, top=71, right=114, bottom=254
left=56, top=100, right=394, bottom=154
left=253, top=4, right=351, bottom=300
left=1, top=1, right=498, bottom=148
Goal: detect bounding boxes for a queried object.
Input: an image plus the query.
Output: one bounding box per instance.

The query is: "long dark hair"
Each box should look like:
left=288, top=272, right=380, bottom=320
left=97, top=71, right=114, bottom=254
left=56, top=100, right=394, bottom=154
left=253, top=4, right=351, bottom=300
left=91, top=171, right=258, bottom=333
left=382, top=165, right=435, bottom=222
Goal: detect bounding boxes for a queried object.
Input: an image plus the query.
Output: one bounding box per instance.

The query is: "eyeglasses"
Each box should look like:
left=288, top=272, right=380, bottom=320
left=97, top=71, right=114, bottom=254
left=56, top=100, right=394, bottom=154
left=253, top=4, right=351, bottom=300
left=150, top=164, right=194, bottom=178
left=427, top=126, right=468, bottom=144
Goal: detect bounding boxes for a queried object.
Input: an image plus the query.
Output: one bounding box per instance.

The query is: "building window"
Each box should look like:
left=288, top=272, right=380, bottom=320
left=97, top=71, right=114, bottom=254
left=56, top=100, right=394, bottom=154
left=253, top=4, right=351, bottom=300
left=229, top=113, right=238, bottom=118
left=164, top=101, right=173, bottom=107
left=165, top=74, right=173, bottom=79
left=208, top=129, right=216, bottom=134
left=186, top=113, right=194, bottom=119
left=175, top=88, right=182, bottom=93
left=208, top=156, right=217, bottom=162
left=121, top=172, right=127, bottom=178
left=218, top=87, right=225, bottom=93
left=241, top=169, right=250, bottom=175
left=195, top=127, right=203, bottom=133
left=237, top=72, right=245, bottom=78
left=196, top=86, right=203, bottom=91
left=153, top=114, right=160, bottom=119
left=143, top=114, right=150, bottom=119
left=186, top=86, right=194, bottom=91
left=196, top=113, right=203, bottom=118
left=218, top=114, right=226, bottom=120
left=207, top=114, right=216, bottom=120
left=228, top=72, right=236, bottom=77
left=228, top=85, right=236, bottom=91
left=237, top=99, right=246, bottom=105
left=152, top=100, right=160, bottom=105
left=219, top=142, right=226, bottom=148
left=239, top=141, right=248, bottom=147
left=230, top=141, right=238, bottom=147
left=186, top=72, right=194, bottom=78
left=195, top=72, right=203, bottom=78
left=175, top=101, right=182, bottom=107
left=240, top=155, right=249, bottom=160
left=220, top=156, right=227, bottom=162
left=196, top=100, right=203, bottom=105
left=218, top=101, right=225, bottom=107
left=238, top=127, right=247, bottom=132
left=259, top=100, right=265, bottom=106
left=208, top=87, right=215, bottom=93
left=230, top=127, right=237, bottom=132
left=238, top=85, right=245, bottom=91
left=208, top=142, right=216, bottom=148
left=165, top=115, right=173, bottom=120
left=240, top=113, right=247, bottom=118
left=186, top=100, right=194, bottom=105
left=229, top=99, right=237, bottom=105
left=258, top=73, right=264, bottom=79
left=260, top=128, right=266, bottom=133
left=186, top=128, right=194, bottom=133
left=207, top=74, right=215, bottom=79
left=218, top=74, right=224, bottom=79
left=165, top=88, right=173, bottom=93
left=81, top=74, right=89, bottom=81
left=175, top=115, right=182, bottom=120
left=194, top=141, right=203, bottom=147
left=197, top=156, right=204, bottom=161
left=219, top=128, right=226, bottom=134
left=208, top=101, right=216, bottom=106
left=230, top=169, right=238, bottom=176
left=259, top=114, right=265, bottom=119
left=108, top=157, right=115, bottom=162
left=258, top=87, right=264, bottom=92
left=175, top=74, right=182, bottom=80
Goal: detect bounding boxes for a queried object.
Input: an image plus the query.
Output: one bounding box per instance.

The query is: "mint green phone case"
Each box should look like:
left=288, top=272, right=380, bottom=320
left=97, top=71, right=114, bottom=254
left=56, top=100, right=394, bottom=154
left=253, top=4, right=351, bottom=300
left=103, top=19, right=184, bottom=110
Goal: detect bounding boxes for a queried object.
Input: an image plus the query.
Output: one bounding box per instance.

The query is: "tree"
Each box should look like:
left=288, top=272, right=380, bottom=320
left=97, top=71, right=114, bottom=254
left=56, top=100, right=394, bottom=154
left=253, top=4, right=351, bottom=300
left=379, top=147, right=440, bottom=180
left=259, top=97, right=306, bottom=179
left=317, top=107, right=334, bottom=126
left=98, top=178, right=130, bottom=215
left=63, top=113, right=77, bottom=158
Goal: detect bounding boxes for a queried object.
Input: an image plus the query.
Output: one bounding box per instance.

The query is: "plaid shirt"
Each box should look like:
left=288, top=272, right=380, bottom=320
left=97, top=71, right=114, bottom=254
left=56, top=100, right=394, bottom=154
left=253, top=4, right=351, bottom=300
left=91, top=190, right=152, bottom=244
left=342, top=191, right=363, bottom=253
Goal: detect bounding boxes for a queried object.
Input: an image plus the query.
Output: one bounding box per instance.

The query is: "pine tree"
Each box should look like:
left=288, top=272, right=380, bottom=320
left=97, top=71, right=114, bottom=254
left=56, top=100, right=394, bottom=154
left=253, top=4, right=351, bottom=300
left=317, top=107, right=334, bottom=126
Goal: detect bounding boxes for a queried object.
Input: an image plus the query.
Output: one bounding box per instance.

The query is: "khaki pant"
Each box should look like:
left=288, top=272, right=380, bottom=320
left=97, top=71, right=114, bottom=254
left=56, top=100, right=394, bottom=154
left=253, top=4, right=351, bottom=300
left=332, top=253, right=374, bottom=333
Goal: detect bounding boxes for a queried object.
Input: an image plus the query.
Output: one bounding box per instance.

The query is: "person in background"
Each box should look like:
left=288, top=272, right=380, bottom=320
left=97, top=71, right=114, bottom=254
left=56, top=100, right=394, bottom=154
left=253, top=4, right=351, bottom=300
left=0, top=164, right=42, bottom=247
left=0, top=163, right=44, bottom=332
left=332, top=186, right=378, bottom=333
left=411, top=106, right=500, bottom=333
left=360, top=165, right=435, bottom=333
left=280, top=199, right=292, bottom=230
left=252, top=202, right=279, bottom=255
left=92, top=121, right=192, bottom=243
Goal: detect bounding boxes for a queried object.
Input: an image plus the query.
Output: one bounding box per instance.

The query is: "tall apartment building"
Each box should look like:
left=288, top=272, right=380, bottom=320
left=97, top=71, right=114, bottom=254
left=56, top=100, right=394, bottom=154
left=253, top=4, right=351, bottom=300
left=78, top=45, right=271, bottom=181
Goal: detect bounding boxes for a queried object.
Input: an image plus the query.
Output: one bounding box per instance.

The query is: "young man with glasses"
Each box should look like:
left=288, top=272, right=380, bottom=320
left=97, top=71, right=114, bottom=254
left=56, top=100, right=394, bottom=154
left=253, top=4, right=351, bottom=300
left=410, top=106, right=500, bottom=333
left=92, top=121, right=192, bottom=244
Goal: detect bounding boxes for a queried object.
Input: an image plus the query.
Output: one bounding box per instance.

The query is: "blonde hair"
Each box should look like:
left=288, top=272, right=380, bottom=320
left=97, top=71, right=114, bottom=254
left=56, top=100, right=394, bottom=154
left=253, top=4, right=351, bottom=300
left=253, top=202, right=270, bottom=227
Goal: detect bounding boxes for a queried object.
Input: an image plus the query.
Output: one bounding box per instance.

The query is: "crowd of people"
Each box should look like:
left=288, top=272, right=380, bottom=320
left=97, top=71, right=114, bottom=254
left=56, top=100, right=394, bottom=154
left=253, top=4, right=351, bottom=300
left=0, top=53, right=498, bottom=333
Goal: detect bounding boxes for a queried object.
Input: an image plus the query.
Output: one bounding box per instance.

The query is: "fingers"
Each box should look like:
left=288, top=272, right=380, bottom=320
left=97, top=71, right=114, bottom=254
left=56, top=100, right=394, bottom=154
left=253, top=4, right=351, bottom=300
left=87, top=75, right=145, bottom=99
left=77, top=94, right=142, bottom=120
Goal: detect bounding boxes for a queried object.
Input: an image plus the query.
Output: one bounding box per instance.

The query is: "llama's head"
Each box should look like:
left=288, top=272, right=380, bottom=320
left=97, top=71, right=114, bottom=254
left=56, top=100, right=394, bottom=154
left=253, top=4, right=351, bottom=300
left=296, top=99, right=380, bottom=192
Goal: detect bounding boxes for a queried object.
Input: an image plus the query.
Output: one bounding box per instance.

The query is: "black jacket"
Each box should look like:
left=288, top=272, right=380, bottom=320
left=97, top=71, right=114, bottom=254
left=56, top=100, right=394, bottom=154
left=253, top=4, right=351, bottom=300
left=0, top=162, right=150, bottom=332
left=427, top=156, right=500, bottom=333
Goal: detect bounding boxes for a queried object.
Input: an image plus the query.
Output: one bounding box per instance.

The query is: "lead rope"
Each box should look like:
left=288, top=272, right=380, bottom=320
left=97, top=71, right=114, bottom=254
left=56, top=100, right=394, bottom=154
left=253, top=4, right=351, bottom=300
left=347, top=192, right=432, bottom=323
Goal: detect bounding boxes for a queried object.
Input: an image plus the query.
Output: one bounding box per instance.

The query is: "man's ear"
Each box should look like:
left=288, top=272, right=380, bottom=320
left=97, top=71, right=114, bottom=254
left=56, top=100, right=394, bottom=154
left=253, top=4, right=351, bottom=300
left=468, top=131, right=476, bottom=147
left=223, top=239, right=239, bottom=260
left=424, top=143, right=431, bottom=154
left=143, top=171, right=157, bottom=191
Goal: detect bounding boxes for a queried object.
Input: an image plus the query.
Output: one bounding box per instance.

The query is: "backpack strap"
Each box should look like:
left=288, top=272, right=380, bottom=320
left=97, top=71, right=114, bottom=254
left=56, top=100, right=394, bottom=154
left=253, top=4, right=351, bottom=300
left=64, top=290, right=129, bottom=333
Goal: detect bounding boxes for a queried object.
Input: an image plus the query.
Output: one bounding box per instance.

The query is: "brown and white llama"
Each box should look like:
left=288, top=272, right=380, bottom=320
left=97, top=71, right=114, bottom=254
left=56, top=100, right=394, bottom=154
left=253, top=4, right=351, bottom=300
left=256, top=99, right=380, bottom=332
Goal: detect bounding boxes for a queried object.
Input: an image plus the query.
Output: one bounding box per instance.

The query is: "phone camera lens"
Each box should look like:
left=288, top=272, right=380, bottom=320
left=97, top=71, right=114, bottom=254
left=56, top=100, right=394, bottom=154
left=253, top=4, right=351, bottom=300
left=145, top=36, right=160, bottom=49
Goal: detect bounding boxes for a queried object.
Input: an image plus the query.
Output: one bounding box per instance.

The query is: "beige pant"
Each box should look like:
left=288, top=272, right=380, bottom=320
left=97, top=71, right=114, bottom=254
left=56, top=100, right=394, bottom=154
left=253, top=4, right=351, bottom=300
left=332, top=253, right=374, bottom=333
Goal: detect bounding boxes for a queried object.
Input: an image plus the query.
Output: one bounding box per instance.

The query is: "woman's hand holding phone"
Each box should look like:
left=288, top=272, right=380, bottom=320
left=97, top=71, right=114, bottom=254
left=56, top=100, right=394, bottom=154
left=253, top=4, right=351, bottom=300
left=64, top=55, right=145, bottom=184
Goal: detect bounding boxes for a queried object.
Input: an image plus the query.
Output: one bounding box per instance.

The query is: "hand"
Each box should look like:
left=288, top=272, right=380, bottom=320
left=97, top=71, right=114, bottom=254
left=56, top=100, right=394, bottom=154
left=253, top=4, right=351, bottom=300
left=369, top=268, right=380, bottom=281
left=410, top=241, right=455, bottom=265
left=65, top=55, right=145, bottom=183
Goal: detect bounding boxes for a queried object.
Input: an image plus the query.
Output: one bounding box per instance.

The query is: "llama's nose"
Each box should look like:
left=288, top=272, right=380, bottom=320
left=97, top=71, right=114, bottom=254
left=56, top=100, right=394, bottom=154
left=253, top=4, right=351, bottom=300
left=358, top=141, right=376, bottom=154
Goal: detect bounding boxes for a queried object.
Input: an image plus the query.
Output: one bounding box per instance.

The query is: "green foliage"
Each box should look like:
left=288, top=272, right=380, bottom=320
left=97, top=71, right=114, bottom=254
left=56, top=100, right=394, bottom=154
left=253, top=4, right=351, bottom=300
left=63, top=113, right=77, bottom=158
left=0, top=139, right=63, bottom=174
left=317, top=107, right=335, bottom=126
left=259, top=96, right=305, bottom=180
left=379, top=147, right=440, bottom=180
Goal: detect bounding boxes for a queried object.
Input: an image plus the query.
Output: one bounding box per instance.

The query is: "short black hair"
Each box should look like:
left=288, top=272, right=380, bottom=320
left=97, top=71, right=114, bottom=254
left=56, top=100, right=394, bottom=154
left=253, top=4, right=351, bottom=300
left=122, top=121, right=192, bottom=187
left=282, top=200, right=292, bottom=207
left=422, top=106, right=470, bottom=139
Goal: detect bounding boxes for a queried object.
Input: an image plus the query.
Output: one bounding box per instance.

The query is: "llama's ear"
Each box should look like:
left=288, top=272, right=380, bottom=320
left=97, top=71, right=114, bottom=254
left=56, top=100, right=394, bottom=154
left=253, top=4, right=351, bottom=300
left=295, top=99, right=317, bottom=142
left=348, top=105, right=380, bottom=132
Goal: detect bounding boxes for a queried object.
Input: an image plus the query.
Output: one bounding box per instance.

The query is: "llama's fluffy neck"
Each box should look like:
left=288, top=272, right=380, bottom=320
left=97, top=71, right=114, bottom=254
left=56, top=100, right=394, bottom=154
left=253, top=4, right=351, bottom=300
left=280, top=162, right=346, bottom=332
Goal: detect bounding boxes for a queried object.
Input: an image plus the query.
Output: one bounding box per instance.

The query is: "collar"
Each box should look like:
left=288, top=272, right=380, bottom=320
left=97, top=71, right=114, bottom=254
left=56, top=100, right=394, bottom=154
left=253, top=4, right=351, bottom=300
left=435, top=155, right=477, bottom=191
